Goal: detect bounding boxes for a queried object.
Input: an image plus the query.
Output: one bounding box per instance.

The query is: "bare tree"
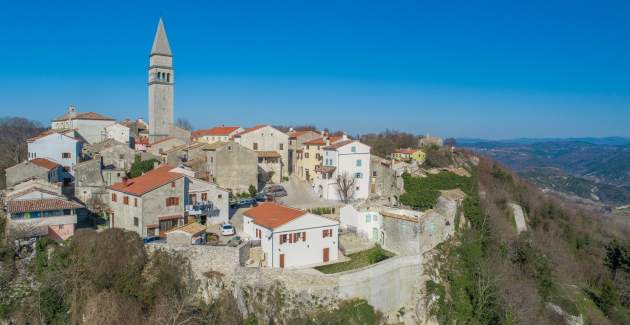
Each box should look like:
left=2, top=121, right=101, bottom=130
left=336, top=172, right=356, bottom=203
left=175, top=118, right=193, bottom=131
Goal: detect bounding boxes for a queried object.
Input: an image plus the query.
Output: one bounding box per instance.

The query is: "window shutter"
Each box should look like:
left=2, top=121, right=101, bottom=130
left=303, top=232, right=306, bottom=241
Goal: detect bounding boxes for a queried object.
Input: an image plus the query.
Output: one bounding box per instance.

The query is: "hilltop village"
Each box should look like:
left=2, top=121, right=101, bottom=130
left=1, top=20, right=467, bottom=323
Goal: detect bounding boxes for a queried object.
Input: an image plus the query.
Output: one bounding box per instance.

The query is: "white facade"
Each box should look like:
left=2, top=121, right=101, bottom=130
left=315, top=141, right=371, bottom=201
left=184, top=177, right=230, bottom=225
left=243, top=212, right=339, bottom=268
left=105, top=123, right=130, bottom=144
left=27, top=133, right=82, bottom=173
left=235, top=125, right=289, bottom=179
left=339, top=205, right=383, bottom=243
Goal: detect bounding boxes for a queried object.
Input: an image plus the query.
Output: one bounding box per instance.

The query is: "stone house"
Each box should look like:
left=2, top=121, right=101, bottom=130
left=163, top=142, right=208, bottom=166
left=108, top=164, right=186, bottom=238
left=286, top=130, right=321, bottom=175
left=243, top=202, right=339, bottom=268
left=256, top=151, right=283, bottom=185
left=82, top=139, right=136, bottom=171
left=5, top=158, right=64, bottom=188
left=27, top=129, right=83, bottom=175
left=186, top=141, right=257, bottom=194
left=104, top=122, right=130, bottom=144
left=314, top=140, right=371, bottom=201
left=107, top=165, right=229, bottom=238
left=51, top=105, right=116, bottom=144
left=3, top=184, right=83, bottom=240
left=392, top=148, right=425, bottom=163
left=147, top=137, right=186, bottom=157
left=339, top=205, right=384, bottom=244
left=192, top=125, right=243, bottom=144
left=369, top=155, right=402, bottom=201
left=233, top=125, right=289, bottom=181
left=74, top=157, right=125, bottom=209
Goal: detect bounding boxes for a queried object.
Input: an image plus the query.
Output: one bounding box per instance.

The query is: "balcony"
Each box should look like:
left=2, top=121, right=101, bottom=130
left=185, top=201, right=219, bottom=217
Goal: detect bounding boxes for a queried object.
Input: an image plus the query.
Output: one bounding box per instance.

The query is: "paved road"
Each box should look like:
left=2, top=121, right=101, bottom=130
left=277, top=176, right=342, bottom=209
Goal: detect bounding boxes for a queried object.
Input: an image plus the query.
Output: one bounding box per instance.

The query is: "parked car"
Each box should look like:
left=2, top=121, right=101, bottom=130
left=227, top=236, right=242, bottom=247
left=220, top=223, right=236, bottom=236
left=256, top=185, right=287, bottom=201
left=238, top=197, right=257, bottom=207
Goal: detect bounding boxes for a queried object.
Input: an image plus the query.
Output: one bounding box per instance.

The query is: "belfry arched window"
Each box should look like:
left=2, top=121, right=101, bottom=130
left=167, top=73, right=170, bottom=83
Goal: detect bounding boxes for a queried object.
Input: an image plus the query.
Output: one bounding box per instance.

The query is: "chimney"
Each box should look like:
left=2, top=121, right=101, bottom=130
left=153, top=161, right=160, bottom=169
left=68, top=105, right=77, bottom=115
left=289, top=127, right=294, bottom=132
left=342, top=133, right=348, bottom=141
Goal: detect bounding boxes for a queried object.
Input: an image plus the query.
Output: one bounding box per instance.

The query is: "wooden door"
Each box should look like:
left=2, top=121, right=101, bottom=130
left=279, top=254, right=285, bottom=268
left=323, top=248, right=329, bottom=263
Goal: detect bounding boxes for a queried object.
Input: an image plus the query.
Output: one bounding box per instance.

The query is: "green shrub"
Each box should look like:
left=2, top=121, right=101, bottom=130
left=367, top=247, right=388, bottom=264
left=129, top=156, right=158, bottom=178
left=248, top=184, right=258, bottom=198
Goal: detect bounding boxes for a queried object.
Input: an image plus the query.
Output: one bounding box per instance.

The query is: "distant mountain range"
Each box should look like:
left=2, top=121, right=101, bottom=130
left=460, top=138, right=630, bottom=206
left=457, top=136, right=630, bottom=146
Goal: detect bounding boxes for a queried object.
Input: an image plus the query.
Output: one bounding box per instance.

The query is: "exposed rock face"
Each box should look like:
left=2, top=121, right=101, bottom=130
left=509, top=202, right=528, bottom=233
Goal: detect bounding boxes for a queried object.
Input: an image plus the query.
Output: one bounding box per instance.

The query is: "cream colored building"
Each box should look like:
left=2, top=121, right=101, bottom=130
left=295, top=134, right=347, bottom=183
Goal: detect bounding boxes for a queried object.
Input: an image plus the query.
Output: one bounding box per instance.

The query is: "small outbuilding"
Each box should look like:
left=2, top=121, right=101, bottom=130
left=165, top=222, right=207, bottom=245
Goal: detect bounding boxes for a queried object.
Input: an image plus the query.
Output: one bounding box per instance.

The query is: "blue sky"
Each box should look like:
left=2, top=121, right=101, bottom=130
left=0, top=0, right=629, bottom=139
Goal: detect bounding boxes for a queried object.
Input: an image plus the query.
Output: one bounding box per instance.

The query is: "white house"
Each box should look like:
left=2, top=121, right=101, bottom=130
left=51, top=105, right=116, bottom=144
left=233, top=125, right=289, bottom=181
left=27, top=130, right=82, bottom=174
left=243, top=202, right=339, bottom=268
left=105, top=122, right=131, bottom=144
left=314, top=140, right=371, bottom=201
left=339, top=205, right=384, bottom=243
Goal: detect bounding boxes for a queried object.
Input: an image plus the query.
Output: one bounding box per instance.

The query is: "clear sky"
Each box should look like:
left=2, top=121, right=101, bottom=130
left=1, top=0, right=629, bottom=139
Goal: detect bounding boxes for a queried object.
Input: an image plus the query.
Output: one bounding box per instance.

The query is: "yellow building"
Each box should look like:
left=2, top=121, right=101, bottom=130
left=296, top=134, right=346, bottom=182
left=392, top=148, right=425, bottom=163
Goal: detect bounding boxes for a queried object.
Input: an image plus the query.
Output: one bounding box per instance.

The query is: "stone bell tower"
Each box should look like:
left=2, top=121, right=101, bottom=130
left=148, top=18, right=174, bottom=143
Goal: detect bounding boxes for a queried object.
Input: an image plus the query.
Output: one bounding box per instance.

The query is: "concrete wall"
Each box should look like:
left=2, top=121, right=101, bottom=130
left=166, top=231, right=192, bottom=245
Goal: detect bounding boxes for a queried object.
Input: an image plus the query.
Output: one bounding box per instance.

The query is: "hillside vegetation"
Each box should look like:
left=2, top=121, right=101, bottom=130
left=0, top=117, right=45, bottom=189
left=424, top=151, right=630, bottom=324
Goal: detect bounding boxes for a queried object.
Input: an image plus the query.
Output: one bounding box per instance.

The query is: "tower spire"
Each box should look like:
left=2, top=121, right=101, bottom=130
left=151, top=18, right=172, bottom=56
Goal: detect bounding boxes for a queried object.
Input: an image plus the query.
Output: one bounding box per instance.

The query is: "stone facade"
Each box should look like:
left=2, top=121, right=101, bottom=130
left=234, top=125, right=289, bottom=180
left=369, top=155, right=402, bottom=201
left=5, top=160, right=63, bottom=188
left=191, top=141, right=258, bottom=193
left=148, top=19, right=174, bottom=143
left=82, top=139, right=135, bottom=171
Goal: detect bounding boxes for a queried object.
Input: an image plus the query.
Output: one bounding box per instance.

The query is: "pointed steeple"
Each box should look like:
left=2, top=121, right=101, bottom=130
left=151, top=18, right=172, bottom=56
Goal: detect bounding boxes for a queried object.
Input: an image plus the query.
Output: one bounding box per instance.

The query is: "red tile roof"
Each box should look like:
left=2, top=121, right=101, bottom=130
left=135, top=137, right=150, bottom=145
left=109, top=164, right=183, bottom=196
left=29, top=158, right=61, bottom=170
left=244, top=202, right=306, bottom=230
left=192, top=126, right=241, bottom=138
left=6, top=187, right=61, bottom=200
left=7, top=198, right=83, bottom=213
left=395, top=148, right=419, bottom=154
left=287, top=130, right=316, bottom=138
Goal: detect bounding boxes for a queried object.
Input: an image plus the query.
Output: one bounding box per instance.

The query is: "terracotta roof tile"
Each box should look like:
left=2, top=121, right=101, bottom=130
left=323, top=140, right=354, bottom=150
left=192, top=126, right=241, bottom=137
left=244, top=202, right=306, bottom=229
left=29, top=158, right=61, bottom=170
left=303, top=137, right=326, bottom=145
left=7, top=198, right=83, bottom=213
left=109, top=165, right=183, bottom=196
left=395, top=148, right=419, bottom=154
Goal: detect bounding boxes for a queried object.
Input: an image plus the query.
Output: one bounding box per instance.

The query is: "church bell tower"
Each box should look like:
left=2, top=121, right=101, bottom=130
left=148, top=18, right=174, bottom=143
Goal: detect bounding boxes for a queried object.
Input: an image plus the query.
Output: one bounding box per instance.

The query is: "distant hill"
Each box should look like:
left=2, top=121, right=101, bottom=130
left=458, top=136, right=630, bottom=146
left=461, top=139, right=630, bottom=205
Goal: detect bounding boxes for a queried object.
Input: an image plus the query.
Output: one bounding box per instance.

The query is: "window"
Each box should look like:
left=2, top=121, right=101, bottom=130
left=279, top=143, right=284, bottom=150
left=218, top=194, right=223, bottom=199
left=305, top=153, right=310, bottom=159
left=356, top=172, right=363, bottom=179
left=356, top=159, right=362, bottom=167
left=253, top=143, right=258, bottom=150
left=322, top=229, right=332, bottom=238
left=123, top=196, right=129, bottom=205
left=171, top=181, right=176, bottom=188
left=59, top=224, right=64, bottom=230
left=62, top=152, right=71, bottom=159
left=134, top=217, right=139, bottom=226
left=365, top=215, right=371, bottom=223
left=256, top=228, right=261, bottom=239
left=351, top=146, right=357, bottom=152
left=111, top=193, right=117, bottom=202
left=201, top=193, right=207, bottom=201
left=166, top=197, right=179, bottom=206
left=134, top=198, right=138, bottom=207
left=280, top=234, right=287, bottom=244
left=373, top=214, right=378, bottom=222
left=372, top=171, right=377, bottom=177
left=167, top=73, right=170, bottom=82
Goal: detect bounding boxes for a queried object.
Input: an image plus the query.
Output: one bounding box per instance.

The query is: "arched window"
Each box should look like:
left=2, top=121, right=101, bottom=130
left=167, top=73, right=170, bottom=83
left=157, top=72, right=161, bottom=80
